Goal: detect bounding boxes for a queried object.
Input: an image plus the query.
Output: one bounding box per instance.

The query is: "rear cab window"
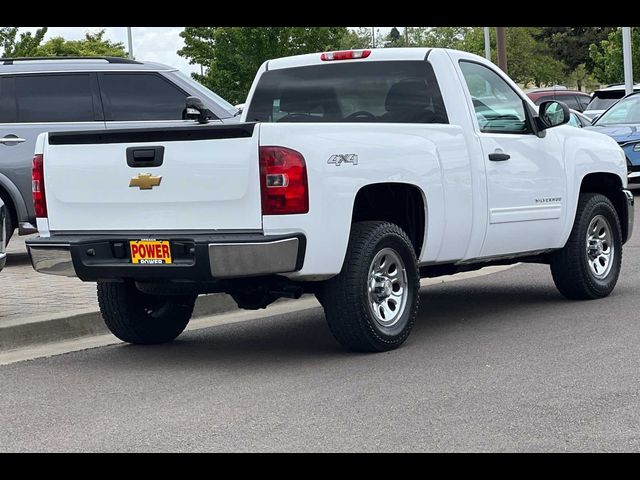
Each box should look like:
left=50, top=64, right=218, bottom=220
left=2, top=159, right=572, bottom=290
left=246, top=60, right=448, bottom=124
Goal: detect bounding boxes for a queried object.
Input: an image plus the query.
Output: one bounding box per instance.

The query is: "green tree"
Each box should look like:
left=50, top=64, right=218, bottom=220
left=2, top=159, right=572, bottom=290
left=1, top=27, right=48, bottom=57
left=535, top=27, right=614, bottom=73
left=589, top=28, right=640, bottom=84
left=36, top=30, right=126, bottom=57
left=339, top=27, right=372, bottom=49
left=178, top=27, right=348, bottom=104
left=385, top=27, right=402, bottom=47
left=462, top=27, right=567, bottom=87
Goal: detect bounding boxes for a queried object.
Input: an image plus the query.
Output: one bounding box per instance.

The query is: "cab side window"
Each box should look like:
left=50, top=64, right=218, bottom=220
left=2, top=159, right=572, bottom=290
left=459, top=61, right=531, bottom=134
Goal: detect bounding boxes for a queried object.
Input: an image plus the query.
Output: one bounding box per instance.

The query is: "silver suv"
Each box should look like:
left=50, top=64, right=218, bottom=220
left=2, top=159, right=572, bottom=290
left=0, top=56, right=240, bottom=244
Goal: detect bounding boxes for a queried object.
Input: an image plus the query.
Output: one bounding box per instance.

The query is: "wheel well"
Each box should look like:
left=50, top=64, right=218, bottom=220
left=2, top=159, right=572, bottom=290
left=0, top=184, right=16, bottom=231
left=352, top=183, right=426, bottom=256
left=579, top=172, right=628, bottom=240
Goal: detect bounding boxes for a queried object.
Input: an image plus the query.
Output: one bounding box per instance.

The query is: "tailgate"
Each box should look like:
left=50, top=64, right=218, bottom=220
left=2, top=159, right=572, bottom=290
left=43, top=124, right=262, bottom=232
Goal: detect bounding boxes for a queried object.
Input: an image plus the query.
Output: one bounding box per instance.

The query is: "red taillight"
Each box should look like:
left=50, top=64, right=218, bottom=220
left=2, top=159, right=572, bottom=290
left=32, top=154, right=47, bottom=218
left=321, top=49, right=371, bottom=61
left=259, top=146, right=308, bottom=215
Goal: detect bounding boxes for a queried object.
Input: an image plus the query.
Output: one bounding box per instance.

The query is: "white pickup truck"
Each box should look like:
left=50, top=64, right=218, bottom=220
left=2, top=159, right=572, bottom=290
left=27, top=48, right=634, bottom=352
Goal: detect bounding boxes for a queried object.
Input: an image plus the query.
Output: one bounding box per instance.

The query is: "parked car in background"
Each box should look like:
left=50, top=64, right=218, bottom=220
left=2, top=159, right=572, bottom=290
left=583, top=84, right=640, bottom=121
left=568, top=109, right=592, bottom=128
left=586, top=91, right=640, bottom=186
left=0, top=56, right=240, bottom=245
left=0, top=199, right=6, bottom=272
left=526, top=87, right=591, bottom=112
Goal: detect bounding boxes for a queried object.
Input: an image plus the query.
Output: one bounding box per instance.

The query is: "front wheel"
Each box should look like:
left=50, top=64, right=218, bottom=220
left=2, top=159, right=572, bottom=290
left=550, top=193, right=623, bottom=300
left=319, top=221, right=420, bottom=352
left=97, top=281, right=197, bottom=344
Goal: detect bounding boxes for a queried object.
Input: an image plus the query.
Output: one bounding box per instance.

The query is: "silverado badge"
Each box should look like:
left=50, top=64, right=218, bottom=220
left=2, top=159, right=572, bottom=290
left=129, top=173, right=162, bottom=190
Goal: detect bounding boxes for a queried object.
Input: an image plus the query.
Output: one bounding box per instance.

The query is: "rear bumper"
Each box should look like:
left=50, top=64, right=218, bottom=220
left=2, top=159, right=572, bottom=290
left=27, top=233, right=306, bottom=282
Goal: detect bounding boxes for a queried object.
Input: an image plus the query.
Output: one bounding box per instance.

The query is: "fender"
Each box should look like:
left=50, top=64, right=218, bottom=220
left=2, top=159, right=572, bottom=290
left=558, top=128, right=627, bottom=246
left=0, top=172, right=29, bottom=226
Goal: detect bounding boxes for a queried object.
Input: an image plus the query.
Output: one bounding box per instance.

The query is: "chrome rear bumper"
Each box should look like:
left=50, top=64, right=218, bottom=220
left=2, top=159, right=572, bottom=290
left=28, top=244, right=76, bottom=277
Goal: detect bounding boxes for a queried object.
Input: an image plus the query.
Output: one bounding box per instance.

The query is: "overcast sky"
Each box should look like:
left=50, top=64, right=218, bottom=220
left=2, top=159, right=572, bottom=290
left=19, top=27, right=392, bottom=75
left=20, top=27, right=199, bottom=74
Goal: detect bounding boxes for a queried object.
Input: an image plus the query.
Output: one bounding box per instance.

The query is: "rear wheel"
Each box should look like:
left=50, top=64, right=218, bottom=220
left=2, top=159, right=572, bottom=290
left=4, top=208, right=14, bottom=245
left=97, top=281, right=196, bottom=344
left=319, top=221, right=420, bottom=352
left=550, top=193, right=622, bottom=299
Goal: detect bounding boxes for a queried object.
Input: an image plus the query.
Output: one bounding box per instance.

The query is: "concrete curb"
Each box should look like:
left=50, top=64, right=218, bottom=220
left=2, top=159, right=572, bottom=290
left=0, top=265, right=515, bottom=354
left=0, top=292, right=239, bottom=352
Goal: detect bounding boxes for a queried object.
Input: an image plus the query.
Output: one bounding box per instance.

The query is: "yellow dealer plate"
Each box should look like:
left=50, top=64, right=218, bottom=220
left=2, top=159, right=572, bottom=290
left=130, top=240, right=172, bottom=265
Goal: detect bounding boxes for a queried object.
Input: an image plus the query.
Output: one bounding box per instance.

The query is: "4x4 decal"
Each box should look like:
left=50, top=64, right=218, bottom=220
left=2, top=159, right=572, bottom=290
left=327, top=154, right=358, bottom=166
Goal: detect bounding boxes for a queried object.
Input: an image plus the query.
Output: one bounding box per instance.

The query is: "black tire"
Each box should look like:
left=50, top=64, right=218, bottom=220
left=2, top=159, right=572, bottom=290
left=97, top=281, right=197, bottom=345
left=319, top=221, right=420, bottom=352
left=550, top=193, right=622, bottom=300
left=4, top=210, right=13, bottom=245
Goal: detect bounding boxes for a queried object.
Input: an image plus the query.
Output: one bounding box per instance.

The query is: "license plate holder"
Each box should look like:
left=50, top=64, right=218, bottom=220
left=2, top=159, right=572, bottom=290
left=130, top=240, right=172, bottom=265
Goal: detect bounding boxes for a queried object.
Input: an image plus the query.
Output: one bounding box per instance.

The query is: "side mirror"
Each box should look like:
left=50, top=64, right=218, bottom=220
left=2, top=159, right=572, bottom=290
left=184, top=96, right=210, bottom=124
left=536, top=100, right=570, bottom=131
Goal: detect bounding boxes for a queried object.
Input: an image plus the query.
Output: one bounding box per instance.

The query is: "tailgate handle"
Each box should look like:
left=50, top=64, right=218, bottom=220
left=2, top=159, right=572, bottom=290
left=127, top=146, right=164, bottom=168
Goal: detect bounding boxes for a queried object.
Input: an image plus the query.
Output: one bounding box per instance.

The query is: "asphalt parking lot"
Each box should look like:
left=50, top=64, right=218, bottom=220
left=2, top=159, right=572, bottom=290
left=1, top=196, right=640, bottom=452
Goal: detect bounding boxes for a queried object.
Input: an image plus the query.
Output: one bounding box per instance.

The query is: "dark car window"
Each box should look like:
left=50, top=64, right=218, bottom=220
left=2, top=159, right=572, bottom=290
left=14, top=74, right=95, bottom=123
left=99, top=73, right=189, bottom=121
left=0, top=76, right=16, bottom=123
left=247, top=61, right=448, bottom=124
left=586, top=91, right=626, bottom=111
left=561, top=95, right=581, bottom=110
left=535, top=94, right=581, bottom=111
left=578, top=95, right=590, bottom=111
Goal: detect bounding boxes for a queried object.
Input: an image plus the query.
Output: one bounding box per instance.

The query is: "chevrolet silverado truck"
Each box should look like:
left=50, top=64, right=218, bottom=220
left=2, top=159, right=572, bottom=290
left=26, top=48, right=634, bottom=352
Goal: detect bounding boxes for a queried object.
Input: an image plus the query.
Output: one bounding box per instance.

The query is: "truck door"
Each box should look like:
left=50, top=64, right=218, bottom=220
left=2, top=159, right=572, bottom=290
left=456, top=59, right=567, bottom=257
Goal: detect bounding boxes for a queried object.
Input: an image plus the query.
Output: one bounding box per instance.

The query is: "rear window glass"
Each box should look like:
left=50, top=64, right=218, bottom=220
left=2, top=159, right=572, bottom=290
left=587, top=91, right=626, bottom=111
left=246, top=60, right=448, bottom=124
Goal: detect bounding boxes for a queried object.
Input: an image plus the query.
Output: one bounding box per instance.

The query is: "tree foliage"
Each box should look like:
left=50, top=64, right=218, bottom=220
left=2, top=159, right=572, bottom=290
left=589, top=27, right=640, bottom=85
left=179, top=27, right=349, bottom=104
left=0, top=28, right=126, bottom=58
left=0, top=27, right=48, bottom=57
left=535, top=27, right=614, bottom=72
left=37, top=30, right=126, bottom=57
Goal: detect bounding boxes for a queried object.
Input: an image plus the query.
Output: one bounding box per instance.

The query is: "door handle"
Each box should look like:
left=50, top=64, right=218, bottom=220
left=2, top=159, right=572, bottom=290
left=0, top=137, right=26, bottom=144
left=126, top=146, right=164, bottom=168
left=488, top=152, right=510, bottom=161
